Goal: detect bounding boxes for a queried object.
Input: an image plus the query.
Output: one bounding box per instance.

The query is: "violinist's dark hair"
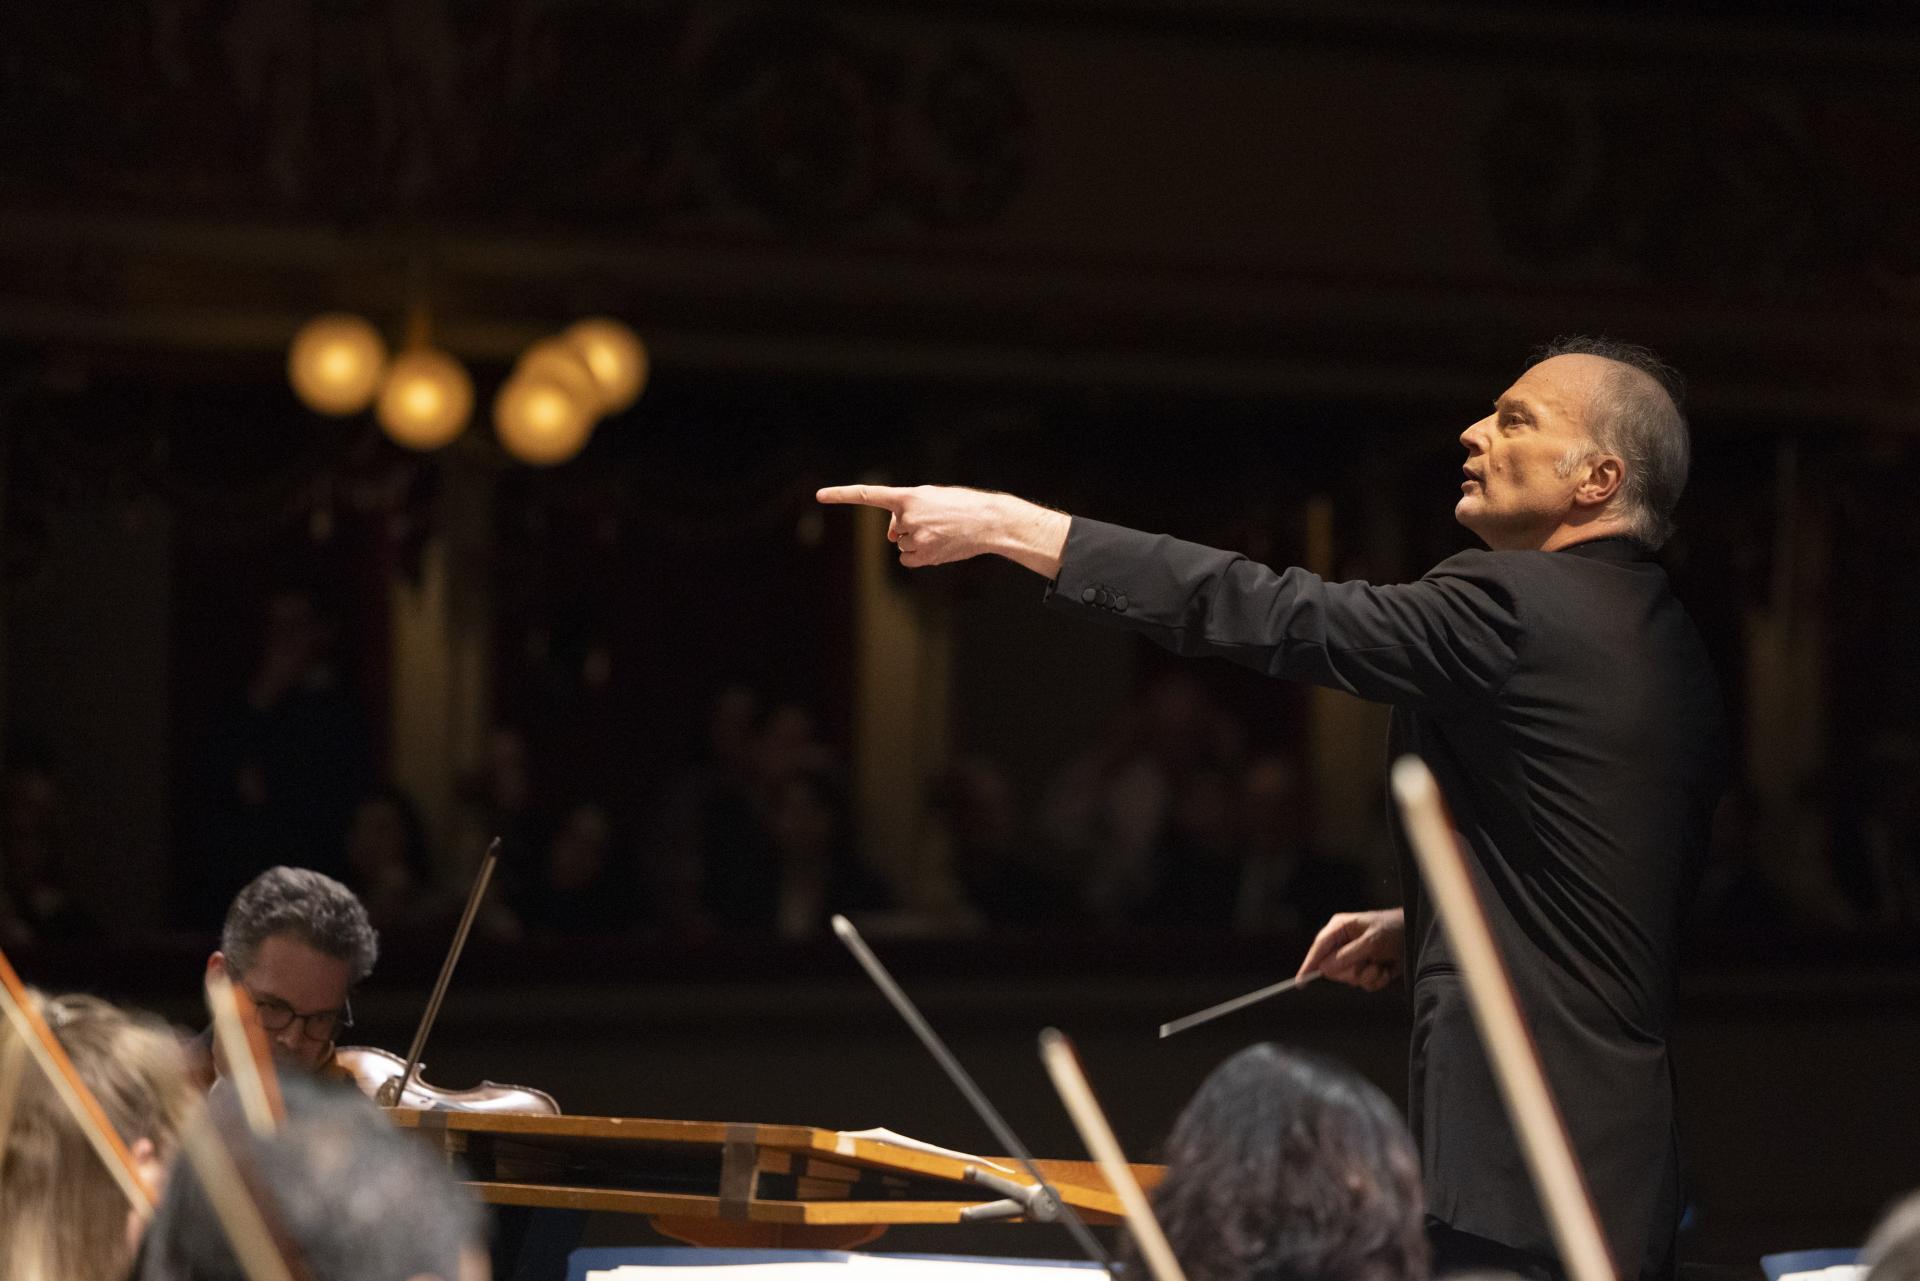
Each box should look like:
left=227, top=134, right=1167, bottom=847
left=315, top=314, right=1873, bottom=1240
left=221, top=866, right=378, bottom=985
left=141, top=1076, right=482, bottom=1281
left=1143, top=1043, right=1428, bottom=1281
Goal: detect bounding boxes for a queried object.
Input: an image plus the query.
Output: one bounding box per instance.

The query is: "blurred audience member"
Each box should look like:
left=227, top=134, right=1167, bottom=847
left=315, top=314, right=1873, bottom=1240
left=455, top=726, right=548, bottom=862
left=1834, top=731, right=1920, bottom=928
left=1, top=992, right=196, bottom=1281
left=1144, top=766, right=1243, bottom=924
left=342, top=785, right=456, bottom=937
left=448, top=726, right=552, bottom=939
left=1867, top=1190, right=1920, bottom=1281
left=141, top=1075, right=487, bottom=1281
left=767, top=770, right=889, bottom=939
left=2, top=741, right=98, bottom=946
left=757, top=702, right=839, bottom=791
left=651, top=691, right=870, bottom=937
left=513, top=802, right=636, bottom=936
left=1786, top=762, right=1906, bottom=932
left=653, top=684, right=769, bottom=930
left=185, top=588, right=372, bottom=928
left=936, top=756, right=1078, bottom=928
left=1233, top=756, right=1377, bottom=936
left=1690, top=781, right=1791, bottom=933
left=1148, top=1043, right=1427, bottom=1281
left=1039, top=673, right=1244, bottom=921
left=697, top=767, right=887, bottom=938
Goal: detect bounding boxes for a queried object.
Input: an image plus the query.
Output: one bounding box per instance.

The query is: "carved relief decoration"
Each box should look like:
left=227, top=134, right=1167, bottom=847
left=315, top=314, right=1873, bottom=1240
left=1483, top=85, right=1920, bottom=295
left=0, top=2, right=1028, bottom=234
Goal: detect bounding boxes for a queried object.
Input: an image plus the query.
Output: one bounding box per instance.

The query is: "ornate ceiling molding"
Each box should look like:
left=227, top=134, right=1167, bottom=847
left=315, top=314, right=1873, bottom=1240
left=0, top=4, right=1027, bottom=231
left=2, top=3, right=1918, bottom=415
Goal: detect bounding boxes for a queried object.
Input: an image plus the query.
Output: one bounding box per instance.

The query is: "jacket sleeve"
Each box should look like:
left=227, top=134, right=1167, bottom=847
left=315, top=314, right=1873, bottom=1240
left=1044, top=518, right=1522, bottom=712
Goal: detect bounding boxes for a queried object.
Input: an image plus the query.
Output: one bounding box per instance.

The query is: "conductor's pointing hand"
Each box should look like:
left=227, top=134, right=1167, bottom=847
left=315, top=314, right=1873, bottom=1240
left=816, top=484, right=1073, bottom=578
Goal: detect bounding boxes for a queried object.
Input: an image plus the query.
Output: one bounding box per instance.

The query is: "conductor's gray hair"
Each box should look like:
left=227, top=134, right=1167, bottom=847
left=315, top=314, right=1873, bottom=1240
left=1534, top=335, right=1691, bottom=550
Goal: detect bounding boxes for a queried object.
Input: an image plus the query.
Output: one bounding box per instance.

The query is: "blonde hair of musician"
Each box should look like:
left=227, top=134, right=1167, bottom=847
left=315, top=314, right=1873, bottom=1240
left=0, top=991, right=196, bottom=1281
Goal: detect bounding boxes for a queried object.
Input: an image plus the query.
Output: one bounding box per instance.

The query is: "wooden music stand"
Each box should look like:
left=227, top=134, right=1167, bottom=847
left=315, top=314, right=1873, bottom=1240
left=386, top=1110, right=1161, bottom=1251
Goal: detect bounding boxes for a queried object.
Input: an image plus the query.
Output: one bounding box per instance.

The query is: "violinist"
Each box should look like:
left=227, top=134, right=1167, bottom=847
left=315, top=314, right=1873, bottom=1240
left=0, top=992, right=197, bottom=1281
left=141, top=1074, right=490, bottom=1281
left=188, top=866, right=376, bottom=1089
left=1142, top=1043, right=1428, bottom=1281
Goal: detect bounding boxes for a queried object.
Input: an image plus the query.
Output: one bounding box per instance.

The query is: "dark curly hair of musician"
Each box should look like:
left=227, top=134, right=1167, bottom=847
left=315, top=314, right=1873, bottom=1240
left=1137, top=1043, right=1428, bottom=1281
left=141, top=1075, right=482, bottom=1281
left=221, top=866, right=378, bottom=984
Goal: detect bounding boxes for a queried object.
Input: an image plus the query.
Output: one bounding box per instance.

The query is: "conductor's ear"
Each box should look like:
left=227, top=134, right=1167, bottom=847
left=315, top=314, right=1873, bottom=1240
left=1576, top=454, right=1625, bottom=509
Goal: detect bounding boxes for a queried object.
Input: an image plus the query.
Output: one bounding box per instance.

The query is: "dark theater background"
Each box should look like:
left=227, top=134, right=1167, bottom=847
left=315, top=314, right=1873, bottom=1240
left=3, top=1, right=1918, bottom=1274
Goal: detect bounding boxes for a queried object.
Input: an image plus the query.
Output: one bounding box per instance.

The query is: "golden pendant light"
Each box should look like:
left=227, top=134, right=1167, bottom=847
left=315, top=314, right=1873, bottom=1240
left=288, top=313, right=388, bottom=416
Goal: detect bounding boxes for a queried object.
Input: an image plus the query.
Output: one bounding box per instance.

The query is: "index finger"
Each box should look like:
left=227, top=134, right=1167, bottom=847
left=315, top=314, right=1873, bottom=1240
left=1297, top=917, right=1357, bottom=977
left=816, top=484, right=907, bottom=509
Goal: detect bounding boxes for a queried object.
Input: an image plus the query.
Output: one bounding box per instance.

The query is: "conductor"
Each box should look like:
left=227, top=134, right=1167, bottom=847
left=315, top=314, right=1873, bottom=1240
left=818, top=337, right=1728, bottom=1281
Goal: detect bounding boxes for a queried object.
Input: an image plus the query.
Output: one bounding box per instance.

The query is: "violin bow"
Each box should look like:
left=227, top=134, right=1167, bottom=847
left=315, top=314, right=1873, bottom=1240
left=379, top=837, right=500, bottom=1108
left=1389, top=757, right=1615, bottom=1281
left=831, top=914, right=1116, bottom=1273
left=180, top=986, right=320, bottom=1281
left=1039, top=1028, right=1189, bottom=1281
left=0, top=943, right=307, bottom=1281
left=0, top=943, right=156, bottom=1215
left=206, top=968, right=285, bottom=1136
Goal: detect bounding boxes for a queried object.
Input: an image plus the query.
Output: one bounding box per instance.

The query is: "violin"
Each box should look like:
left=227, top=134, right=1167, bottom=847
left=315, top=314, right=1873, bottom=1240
left=339, top=840, right=557, bottom=1117
left=332, top=1045, right=558, bottom=1114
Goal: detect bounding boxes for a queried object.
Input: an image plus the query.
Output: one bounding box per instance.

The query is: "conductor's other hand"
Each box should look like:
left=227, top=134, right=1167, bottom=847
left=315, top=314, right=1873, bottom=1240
left=1298, top=908, right=1405, bottom=992
left=816, top=484, right=1072, bottom=577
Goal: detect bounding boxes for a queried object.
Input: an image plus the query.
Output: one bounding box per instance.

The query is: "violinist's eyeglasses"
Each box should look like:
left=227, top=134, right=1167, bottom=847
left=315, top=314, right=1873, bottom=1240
left=243, top=985, right=353, bottom=1044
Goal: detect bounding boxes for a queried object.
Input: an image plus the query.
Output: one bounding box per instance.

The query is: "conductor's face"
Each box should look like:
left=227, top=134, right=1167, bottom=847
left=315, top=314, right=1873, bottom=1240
left=1455, top=354, right=1610, bottom=551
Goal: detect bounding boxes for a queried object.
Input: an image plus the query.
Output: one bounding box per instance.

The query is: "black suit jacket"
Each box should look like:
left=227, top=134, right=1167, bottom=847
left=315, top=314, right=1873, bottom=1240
left=1046, top=518, right=1728, bottom=1280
